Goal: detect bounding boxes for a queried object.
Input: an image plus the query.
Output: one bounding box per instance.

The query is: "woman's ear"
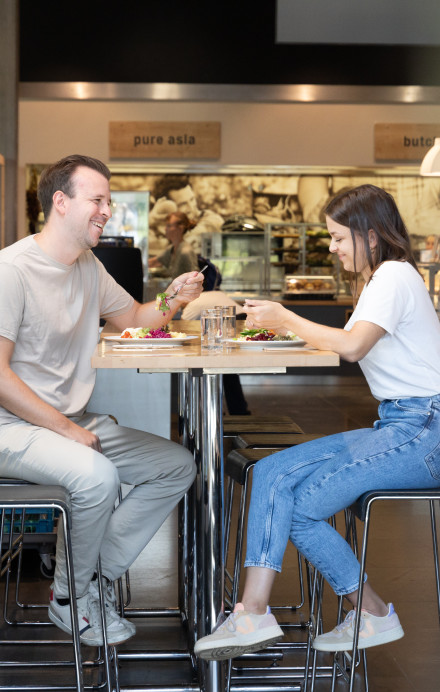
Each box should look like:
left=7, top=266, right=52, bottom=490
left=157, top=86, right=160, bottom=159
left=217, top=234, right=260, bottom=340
left=368, top=229, right=378, bottom=250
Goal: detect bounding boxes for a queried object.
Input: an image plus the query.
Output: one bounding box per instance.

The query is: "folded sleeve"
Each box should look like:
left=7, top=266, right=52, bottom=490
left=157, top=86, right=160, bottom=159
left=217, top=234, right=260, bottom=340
left=0, top=264, right=25, bottom=342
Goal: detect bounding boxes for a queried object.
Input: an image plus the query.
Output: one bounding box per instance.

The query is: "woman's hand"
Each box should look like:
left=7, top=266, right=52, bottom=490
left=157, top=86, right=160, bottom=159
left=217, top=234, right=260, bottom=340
left=243, top=300, right=291, bottom=334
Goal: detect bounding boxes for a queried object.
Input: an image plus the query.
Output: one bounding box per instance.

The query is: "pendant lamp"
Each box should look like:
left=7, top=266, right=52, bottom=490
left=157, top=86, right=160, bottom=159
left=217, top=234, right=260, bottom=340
left=420, top=138, right=440, bottom=176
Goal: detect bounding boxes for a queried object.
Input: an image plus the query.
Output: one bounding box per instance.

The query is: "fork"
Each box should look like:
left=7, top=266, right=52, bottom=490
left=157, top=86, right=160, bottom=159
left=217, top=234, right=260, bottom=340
left=168, top=264, right=208, bottom=300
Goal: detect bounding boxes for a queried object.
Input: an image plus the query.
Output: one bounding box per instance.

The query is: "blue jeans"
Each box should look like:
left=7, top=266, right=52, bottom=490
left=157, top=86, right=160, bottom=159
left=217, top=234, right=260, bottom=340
left=244, top=395, right=440, bottom=595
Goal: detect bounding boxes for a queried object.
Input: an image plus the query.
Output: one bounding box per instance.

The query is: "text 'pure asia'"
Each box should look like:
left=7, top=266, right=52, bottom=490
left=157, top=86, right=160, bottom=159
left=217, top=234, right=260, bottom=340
left=134, top=134, right=196, bottom=147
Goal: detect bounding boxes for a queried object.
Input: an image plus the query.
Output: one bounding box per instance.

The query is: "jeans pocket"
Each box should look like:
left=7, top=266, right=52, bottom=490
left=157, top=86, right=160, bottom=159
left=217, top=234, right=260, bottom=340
left=425, top=443, right=440, bottom=481
left=394, top=397, right=432, bottom=415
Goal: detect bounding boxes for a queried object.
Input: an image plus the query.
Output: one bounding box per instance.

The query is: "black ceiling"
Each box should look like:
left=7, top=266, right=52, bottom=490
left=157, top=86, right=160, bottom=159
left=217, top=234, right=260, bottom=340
left=19, top=0, right=440, bottom=86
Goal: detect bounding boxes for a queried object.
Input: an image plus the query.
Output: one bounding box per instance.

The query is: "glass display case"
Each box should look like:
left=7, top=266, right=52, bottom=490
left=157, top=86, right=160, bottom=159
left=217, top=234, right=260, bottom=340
left=202, top=221, right=341, bottom=298
left=283, top=274, right=337, bottom=299
left=105, top=190, right=150, bottom=269
left=264, top=222, right=339, bottom=297
left=202, top=229, right=268, bottom=295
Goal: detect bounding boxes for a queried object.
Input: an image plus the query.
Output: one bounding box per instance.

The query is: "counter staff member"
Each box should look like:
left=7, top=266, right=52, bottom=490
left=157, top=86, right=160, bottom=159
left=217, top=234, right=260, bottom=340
left=148, top=211, right=199, bottom=277
left=194, top=184, right=440, bottom=660
left=0, top=155, right=203, bottom=646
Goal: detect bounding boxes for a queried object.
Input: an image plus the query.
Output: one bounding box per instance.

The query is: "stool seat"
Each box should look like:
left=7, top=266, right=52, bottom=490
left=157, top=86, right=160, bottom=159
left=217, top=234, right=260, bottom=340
left=0, top=483, right=72, bottom=527
left=226, top=448, right=279, bottom=485
left=226, top=435, right=325, bottom=485
left=351, top=487, right=440, bottom=521
left=223, top=415, right=304, bottom=435
left=233, top=432, right=325, bottom=450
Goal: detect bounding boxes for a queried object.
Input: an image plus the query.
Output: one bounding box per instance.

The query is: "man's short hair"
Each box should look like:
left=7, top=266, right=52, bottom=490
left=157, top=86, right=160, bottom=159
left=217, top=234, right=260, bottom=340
left=153, top=175, right=191, bottom=201
left=37, top=154, right=111, bottom=220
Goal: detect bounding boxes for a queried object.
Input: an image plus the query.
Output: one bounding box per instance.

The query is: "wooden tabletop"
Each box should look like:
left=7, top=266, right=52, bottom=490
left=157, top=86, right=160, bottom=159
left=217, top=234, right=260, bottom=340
left=92, top=321, right=339, bottom=374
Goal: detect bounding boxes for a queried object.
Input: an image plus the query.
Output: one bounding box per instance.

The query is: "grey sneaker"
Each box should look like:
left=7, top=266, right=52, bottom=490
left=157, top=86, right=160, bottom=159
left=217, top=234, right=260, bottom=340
left=89, top=577, right=136, bottom=639
left=194, top=603, right=284, bottom=660
left=312, top=603, right=404, bottom=652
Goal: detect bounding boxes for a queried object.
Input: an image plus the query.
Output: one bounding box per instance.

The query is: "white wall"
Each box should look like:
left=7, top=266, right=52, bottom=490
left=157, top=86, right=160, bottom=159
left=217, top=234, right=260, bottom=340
left=18, top=98, right=440, bottom=235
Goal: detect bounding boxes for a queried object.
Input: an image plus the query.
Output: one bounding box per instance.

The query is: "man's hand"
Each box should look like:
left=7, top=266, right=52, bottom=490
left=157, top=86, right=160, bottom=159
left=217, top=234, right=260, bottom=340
left=168, top=271, right=204, bottom=306
left=0, top=335, right=104, bottom=448
left=63, top=422, right=102, bottom=452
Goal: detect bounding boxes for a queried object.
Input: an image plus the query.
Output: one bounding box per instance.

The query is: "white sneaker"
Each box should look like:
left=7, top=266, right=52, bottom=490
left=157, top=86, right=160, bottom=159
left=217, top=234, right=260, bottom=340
left=312, top=603, right=404, bottom=652
left=194, top=603, right=284, bottom=661
left=89, top=577, right=136, bottom=639
left=49, top=591, right=107, bottom=647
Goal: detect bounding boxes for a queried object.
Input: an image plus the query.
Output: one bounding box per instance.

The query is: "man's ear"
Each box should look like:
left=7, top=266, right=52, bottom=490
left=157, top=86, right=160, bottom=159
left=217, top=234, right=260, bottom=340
left=52, top=190, right=67, bottom=215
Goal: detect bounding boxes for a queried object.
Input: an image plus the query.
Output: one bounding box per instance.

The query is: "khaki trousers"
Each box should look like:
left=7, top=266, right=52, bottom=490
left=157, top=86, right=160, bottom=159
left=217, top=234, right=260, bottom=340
left=0, top=413, right=196, bottom=598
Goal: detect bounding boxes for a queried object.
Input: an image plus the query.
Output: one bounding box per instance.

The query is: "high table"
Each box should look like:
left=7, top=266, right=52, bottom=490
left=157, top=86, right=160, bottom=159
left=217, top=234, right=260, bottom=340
left=91, top=321, right=339, bottom=692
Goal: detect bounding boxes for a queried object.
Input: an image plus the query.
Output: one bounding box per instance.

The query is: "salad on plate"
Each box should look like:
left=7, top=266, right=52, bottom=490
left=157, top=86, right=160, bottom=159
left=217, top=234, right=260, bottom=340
left=120, top=327, right=187, bottom=339
left=235, top=328, right=302, bottom=342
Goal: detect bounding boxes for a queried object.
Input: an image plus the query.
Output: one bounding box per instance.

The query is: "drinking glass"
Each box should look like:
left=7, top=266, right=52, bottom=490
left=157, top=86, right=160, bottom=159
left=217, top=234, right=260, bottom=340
left=200, top=307, right=223, bottom=352
left=219, top=305, right=236, bottom=343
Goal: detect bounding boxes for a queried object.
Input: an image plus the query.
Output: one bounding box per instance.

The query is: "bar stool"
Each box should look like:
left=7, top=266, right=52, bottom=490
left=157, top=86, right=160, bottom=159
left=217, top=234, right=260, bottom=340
left=223, top=415, right=305, bottom=459
left=224, top=441, right=324, bottom=609
left=326, top=488, right=440, bottom=692
left=231, top=432, right=326, bottom=451
left=223, top=414, right=304, bottom=436
left=0, top=480, right=116, bottom=692
left=224, top=441, right=339, bottom=691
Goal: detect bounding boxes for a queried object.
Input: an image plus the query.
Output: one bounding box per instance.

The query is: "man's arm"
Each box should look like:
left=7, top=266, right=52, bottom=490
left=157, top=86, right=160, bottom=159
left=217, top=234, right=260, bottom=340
left=108, top=270, right=204, bottom=332
left=0, top=336, right=102, bottom=450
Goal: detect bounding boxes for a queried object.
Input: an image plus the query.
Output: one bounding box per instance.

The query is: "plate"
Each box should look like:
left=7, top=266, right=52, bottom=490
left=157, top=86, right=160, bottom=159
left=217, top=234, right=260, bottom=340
left=226, top=337, right=306, bottom=348
left=103, top=335, right=198, bottom=345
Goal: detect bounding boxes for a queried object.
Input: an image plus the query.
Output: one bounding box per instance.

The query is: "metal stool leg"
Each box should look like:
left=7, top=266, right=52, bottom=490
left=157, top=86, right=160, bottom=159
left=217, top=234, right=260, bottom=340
left=429, top=499, right=440, bottom=623
left=0, top=484, right=85, bottom=691
left=95, top=556, right=118, bottom=692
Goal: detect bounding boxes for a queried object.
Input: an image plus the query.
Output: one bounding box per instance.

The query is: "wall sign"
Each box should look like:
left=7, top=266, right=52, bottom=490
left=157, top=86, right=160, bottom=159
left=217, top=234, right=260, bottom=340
left=109, top=121, right=221, bottom=159
left=375, top=123, right=440, bottom=161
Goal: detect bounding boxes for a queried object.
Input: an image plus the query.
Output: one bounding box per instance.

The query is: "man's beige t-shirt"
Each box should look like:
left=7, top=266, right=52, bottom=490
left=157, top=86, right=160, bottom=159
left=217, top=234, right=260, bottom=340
left=0, top=236, right=134, bottom=424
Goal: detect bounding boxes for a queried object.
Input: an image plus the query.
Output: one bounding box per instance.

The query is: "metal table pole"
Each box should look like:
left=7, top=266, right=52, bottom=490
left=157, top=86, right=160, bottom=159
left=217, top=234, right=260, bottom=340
left=195, top=371, right=226, bottom=692
left=178, top=372, right=192, bottom=629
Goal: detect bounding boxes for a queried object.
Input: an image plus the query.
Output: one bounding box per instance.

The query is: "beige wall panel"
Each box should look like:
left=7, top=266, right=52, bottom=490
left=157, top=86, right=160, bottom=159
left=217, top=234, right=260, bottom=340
left=18, top=99, right=440, bottom=237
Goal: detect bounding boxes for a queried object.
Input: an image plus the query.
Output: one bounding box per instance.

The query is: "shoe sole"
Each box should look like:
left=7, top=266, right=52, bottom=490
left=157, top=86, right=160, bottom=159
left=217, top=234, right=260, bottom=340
left=49, top=607, right=135, bottom=647
left=312, top=625, right=404, bottom=652
left=195, top=631, right=284, bottom=661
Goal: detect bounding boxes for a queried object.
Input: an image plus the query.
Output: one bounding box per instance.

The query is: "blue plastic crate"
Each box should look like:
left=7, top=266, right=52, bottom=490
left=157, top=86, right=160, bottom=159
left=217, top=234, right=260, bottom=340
left=2, top=508, right=55, bottom=534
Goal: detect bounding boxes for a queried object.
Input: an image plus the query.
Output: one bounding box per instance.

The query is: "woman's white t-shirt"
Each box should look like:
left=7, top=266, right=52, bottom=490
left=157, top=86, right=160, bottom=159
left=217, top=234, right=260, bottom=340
left=345, top=261, right=440, bottom=401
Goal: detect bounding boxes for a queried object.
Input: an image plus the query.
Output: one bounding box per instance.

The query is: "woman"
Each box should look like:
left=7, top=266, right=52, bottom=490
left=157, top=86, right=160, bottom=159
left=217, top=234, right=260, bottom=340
left=194, top=184, right=440, bottom=660
left=148, top=211, right=199, bottom=277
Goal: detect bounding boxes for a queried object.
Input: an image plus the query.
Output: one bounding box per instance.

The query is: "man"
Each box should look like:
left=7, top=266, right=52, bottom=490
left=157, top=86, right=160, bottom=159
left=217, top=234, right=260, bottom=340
left=149, top=175, right=224, bottom=253
left=0, top=155, right=203, bottom=646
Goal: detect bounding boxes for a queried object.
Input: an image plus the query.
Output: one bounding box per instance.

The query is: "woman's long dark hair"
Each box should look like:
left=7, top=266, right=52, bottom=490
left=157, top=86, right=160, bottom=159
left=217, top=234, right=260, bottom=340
left=324, top=184, right=419, bottom=298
